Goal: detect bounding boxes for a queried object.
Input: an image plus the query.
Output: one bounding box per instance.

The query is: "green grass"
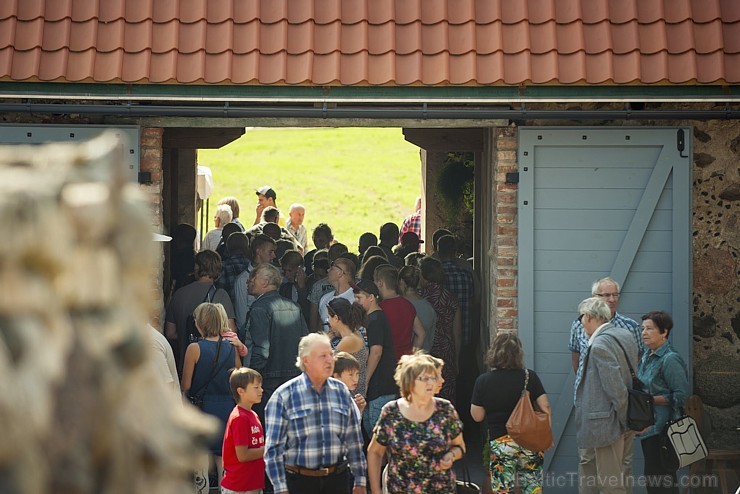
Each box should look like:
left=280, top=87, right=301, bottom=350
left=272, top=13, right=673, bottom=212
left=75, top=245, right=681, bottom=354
left=198, top=128, right=422, bottom=250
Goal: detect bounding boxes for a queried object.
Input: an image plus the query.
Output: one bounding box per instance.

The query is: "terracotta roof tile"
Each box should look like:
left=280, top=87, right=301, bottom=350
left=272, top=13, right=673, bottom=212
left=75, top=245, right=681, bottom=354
left=313, top=21, right=340, bottom=55
left=720, top=0, right=740, bottom=22
left=367, top=23, right=394, bottom=54
left=367, top=0, right=394, bottom=24
left=124, top=0, right=152, bottom=23
left=69, top=19, right=97, bottom=51
left=16, top=0, right=43, bottom=22
left=98, top=1, right=125, bottom=23
left=70, top=0, right=99, bottom=22
left=340, top=22, right=366, bottom=54
left=1, top=0, right=738, bottom=86
left=233, top=21, right=259, bottom=54
left=207, top=0, right=232, bottom=24
left=448, top=0, right=475, bottom=25
left=554, top=0, right=582, bottom=24
left=45, top=0, right=72, bottom=22
left=526, top=0, right=552, bottom=25
left=420, top=0, right=446, bottom=25
left=121, top=50, right=148, bottom=81
left=38, top=48, right=67, bottom=80
left=150, top=20, right=178, bottom=53
left=124, top=21, right=152, bottom=53
left=96, top=19, right=124, bottom=53
left=14, top=19, right=44, bottom=51
left=664, top=0, right=692, bottom=24
left=474, top=0, right=500, bottom=25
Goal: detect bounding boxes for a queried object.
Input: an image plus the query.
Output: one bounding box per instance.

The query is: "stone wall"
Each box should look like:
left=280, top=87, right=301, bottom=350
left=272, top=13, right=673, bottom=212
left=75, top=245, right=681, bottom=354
left=487, top=113, right=740, bottom=448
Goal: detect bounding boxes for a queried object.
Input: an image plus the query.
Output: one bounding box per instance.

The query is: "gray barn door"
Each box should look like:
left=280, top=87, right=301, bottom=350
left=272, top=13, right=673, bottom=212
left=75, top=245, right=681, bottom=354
left=517, top=127, right=691, bottom=492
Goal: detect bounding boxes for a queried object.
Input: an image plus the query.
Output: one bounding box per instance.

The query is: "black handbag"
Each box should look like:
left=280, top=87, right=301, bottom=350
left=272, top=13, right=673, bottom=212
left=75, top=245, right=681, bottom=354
left=603, top=335, right=656, bottom=431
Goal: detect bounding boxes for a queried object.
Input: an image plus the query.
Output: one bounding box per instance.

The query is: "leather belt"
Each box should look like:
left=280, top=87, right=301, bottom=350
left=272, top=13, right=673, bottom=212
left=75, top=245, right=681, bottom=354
left=285, top=462, right=348, bottom=477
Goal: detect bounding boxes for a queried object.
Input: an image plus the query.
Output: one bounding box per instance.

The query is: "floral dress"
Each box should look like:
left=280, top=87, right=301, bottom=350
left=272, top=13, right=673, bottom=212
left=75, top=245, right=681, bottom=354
left=420, top=282, right=459, bottom=401
left=374, top=398, right=463, bottom=494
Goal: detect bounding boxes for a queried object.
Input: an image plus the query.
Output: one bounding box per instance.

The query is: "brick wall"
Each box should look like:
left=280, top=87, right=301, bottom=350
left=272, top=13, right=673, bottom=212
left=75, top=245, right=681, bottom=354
left=491, top=126, right=519, bottom=332
left=138, top=127, right=166, bottom=327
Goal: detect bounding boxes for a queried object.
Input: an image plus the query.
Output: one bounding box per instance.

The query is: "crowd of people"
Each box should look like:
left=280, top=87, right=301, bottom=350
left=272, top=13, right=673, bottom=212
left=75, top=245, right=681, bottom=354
left=154, top=186, right=689, bottom=494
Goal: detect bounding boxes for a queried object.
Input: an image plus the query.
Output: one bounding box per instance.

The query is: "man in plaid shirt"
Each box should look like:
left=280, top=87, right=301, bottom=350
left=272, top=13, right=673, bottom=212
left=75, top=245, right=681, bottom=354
left=264, top=333, right=367, bottom=494
left=437, top=235, right=474, bottom=346
left=398, top=196, right=422, bottom=243
left=215, top=232, right=251, bottom=301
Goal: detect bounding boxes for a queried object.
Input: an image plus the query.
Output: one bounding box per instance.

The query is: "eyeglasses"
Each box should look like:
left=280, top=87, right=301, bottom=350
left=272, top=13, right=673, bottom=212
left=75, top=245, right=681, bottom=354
left=416, top=376, right=439, bottom=383
left=595, top=292, right=620, bottom=299
left=578, top=314, right=586, bottom=323
left=330, top=262, right=345, bottom=275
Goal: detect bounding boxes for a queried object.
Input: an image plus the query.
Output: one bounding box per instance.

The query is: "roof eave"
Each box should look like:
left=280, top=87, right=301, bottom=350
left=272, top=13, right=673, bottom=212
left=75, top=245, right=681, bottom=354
left=1, top=82, right=739, bottom=104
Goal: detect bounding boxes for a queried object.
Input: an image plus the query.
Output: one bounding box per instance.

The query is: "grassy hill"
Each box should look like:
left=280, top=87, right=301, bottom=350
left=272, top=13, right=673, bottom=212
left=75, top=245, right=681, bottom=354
left=198, top=127, right=422, bottom=250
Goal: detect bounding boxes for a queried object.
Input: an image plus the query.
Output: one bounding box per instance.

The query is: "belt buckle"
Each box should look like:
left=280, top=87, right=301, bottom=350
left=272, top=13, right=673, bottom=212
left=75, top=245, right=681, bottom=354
left=317, top=467, right=329, bottom=476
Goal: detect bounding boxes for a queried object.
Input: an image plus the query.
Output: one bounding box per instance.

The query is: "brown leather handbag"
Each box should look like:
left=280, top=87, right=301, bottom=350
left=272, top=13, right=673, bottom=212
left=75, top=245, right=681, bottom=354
left=505, top=369, right=554, bottom=452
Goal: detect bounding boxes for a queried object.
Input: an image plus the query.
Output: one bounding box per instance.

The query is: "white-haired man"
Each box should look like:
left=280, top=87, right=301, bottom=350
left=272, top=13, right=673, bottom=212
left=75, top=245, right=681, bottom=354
left=575, top=297, right=638, bottom=494
left=569, top=277, right=644, bottom=493
left=264, top=333, right=366, bottom=494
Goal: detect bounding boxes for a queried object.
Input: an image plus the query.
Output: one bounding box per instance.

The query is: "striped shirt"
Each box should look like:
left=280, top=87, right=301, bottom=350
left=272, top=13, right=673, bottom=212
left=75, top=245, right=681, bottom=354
left=569, top=311, right=644, bottom=403
left=264, top=373, right=367, bottom=493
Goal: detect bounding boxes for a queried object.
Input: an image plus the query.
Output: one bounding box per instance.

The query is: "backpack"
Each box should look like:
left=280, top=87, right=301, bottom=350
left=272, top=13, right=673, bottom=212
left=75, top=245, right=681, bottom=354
left=185, top=285, right=217, bottom=344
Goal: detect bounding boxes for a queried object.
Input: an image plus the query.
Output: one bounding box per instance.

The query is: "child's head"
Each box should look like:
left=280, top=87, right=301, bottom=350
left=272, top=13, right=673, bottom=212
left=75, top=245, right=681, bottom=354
left=229, top=367, right=263, bottom=406
left=333, top=352, right=360, bottom=392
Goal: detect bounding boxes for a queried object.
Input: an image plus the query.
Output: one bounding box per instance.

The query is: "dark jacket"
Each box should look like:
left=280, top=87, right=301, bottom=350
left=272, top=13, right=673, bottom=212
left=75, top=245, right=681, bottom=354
left=245, top=290, right=309, bottom=389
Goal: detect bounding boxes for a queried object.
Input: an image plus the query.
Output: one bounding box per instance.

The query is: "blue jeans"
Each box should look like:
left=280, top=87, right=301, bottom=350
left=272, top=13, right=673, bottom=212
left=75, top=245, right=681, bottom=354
left=363, top=394, right=396, bottom=435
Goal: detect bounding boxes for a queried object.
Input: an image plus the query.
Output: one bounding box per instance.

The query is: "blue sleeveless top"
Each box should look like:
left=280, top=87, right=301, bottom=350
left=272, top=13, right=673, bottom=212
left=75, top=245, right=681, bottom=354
left=191, top=339, right=236, bottom=454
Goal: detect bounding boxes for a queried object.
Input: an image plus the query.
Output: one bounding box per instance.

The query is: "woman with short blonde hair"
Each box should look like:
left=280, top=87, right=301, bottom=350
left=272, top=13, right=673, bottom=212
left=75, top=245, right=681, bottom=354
left=367, top=352, right=465, bottom=494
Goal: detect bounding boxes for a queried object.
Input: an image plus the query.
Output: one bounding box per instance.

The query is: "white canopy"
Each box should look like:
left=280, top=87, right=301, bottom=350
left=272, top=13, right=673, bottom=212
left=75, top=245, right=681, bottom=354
left=197, top=166, right=214, bottom=200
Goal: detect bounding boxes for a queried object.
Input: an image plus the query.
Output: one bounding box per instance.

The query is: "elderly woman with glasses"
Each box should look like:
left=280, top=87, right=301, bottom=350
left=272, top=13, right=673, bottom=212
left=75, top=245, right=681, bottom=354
left=367, top=352, right=465, bottom=494
left=471, top=332, right=550, bottom=494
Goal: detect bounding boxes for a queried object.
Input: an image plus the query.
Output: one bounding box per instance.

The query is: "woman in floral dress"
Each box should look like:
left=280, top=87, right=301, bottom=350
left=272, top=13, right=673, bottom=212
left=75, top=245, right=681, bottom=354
left=418, top=257, right=461, bottom=402
left=367, top=353, right=465, bottom=494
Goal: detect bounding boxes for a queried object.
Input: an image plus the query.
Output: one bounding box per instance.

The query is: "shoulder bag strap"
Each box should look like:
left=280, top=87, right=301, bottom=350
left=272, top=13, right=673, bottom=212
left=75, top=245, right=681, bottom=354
left=522, top=368, right=530, bottom=395
left=189, top=336, right=225, bottom=399
left=601, top=333, right=640, bottom=387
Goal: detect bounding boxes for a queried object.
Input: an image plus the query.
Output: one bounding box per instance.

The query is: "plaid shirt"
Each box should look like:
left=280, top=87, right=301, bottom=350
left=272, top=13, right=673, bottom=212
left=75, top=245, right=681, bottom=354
left=264, top=373, right=366, bottom=493
left=399, top=210, right=422, bottom=242
left=216, top=255, right=251, bottom=301
left=286, top=221, right=308, bottom=251
left=570, top=311, right=644, bottom=402
left=441, top=260, right=474, bottom=345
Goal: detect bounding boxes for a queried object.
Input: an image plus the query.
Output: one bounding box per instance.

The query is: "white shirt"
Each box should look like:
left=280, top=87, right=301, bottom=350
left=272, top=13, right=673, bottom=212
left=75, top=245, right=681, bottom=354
left=318, top=287, right=356, bottom=332
left=148, top=325, right=180, bottom=396
left=587, top=322, right=611, bottom=346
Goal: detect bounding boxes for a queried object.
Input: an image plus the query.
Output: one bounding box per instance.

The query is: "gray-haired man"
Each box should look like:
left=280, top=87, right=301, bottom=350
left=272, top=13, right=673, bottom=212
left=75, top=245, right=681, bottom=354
left=569, top=277, right=643, bottom=493
left=575, top=297, right=639, bottom=494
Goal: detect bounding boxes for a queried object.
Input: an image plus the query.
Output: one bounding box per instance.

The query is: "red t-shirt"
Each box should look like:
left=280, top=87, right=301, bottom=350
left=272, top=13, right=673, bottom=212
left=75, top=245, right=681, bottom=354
left=221, top=405, right=265, bottom=491
left=379, top=296, right=417, bottom=361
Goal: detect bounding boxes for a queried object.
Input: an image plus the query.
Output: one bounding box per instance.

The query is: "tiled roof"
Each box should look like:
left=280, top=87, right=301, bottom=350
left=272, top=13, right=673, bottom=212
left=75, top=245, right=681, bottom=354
left=1, top=0, right=738, bottom=86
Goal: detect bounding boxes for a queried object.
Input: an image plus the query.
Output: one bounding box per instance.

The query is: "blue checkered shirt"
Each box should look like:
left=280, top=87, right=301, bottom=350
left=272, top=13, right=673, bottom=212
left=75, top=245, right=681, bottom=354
left=442, top=260, right=474, bottom=345
left=570, top=311, right=644, bottom=402
left=264, top=373, right=367, bottom=492
left=215, top=254, right=250, bottom=301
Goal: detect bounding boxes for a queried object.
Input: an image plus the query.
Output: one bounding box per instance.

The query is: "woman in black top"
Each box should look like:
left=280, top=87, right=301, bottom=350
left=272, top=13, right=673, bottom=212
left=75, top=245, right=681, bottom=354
left=470, top=332, right=550, bottom=494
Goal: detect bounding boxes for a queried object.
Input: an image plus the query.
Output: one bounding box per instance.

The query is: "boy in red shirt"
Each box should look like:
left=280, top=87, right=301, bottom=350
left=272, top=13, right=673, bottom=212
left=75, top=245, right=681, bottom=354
left=221, top=368, right=265, bottom=494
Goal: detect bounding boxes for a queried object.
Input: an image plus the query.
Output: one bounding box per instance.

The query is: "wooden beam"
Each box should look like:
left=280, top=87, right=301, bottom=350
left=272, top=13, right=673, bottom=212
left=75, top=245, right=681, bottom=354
left=162, top=127, right=244, bottom=149
left=403, top=128, right=486, bottom=151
